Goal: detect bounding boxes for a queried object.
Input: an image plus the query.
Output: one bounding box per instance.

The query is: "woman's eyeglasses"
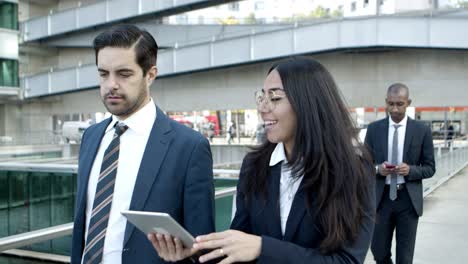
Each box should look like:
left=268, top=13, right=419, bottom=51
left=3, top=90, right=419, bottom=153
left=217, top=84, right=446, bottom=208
left=254, top=90, right=286, bottom=110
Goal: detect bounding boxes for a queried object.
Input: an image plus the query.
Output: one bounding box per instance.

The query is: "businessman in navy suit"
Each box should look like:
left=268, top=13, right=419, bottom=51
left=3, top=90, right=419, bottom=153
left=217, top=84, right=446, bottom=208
left=71, top=25, right=215, bottom=264
left=365, top=83, right=435, bottom=264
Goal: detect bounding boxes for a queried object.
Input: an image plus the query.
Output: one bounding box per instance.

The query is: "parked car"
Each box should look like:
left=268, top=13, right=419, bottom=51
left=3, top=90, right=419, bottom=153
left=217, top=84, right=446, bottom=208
left=62, top=121, right=91, bottom=143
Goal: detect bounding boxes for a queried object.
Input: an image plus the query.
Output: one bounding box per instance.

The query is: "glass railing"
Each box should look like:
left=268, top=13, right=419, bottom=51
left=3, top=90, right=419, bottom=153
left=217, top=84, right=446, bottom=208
left=424, top=136, right=468, bottom=196
left=1, top=139, right=467, bottom=261
left=0, top=170, right=76, bottom=255
left=0, top=165, right=239, bottom=257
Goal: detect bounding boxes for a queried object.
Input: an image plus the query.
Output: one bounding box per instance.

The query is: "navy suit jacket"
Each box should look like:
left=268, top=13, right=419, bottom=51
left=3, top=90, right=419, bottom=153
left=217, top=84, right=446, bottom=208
left=230, top=155, right=375, bottom=264
left=71, top=106, right=215, bottom=264
left=364, top=117, right=435, bottom=216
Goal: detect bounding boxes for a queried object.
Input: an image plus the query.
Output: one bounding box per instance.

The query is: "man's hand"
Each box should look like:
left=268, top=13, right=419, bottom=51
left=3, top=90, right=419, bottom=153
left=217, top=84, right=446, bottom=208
left=378, top=162, right=396, bottom=176
left=395, top=162, right=410, bottom=176
left=148, top=233, right=198, bottom=262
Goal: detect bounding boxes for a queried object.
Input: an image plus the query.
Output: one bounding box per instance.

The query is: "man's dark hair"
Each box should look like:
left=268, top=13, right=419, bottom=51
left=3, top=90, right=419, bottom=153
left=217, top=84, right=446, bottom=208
left=387, top=82, right=409, bottom=98
left=93, top=24, right=158, bottom=76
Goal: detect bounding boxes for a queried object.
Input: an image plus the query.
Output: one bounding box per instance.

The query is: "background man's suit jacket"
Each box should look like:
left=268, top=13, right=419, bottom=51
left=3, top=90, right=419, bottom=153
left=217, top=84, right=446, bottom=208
left=364, top=117, right=435, bottom=216
left=230, top=155, right=376, bottom=263
left=71, top=106, right=215, bottom=264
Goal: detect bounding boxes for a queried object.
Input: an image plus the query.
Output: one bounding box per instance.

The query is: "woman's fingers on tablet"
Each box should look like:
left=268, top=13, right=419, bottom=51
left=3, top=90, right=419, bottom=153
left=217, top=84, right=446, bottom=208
left=196, top=230, right=229, bottom=242
left=194, top=231, right=233, bottom=250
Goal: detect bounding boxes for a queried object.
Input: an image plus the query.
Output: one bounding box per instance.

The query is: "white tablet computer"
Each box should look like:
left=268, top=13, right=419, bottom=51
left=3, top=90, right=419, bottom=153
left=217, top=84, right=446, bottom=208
left=121, top=210, right=195, bottom=248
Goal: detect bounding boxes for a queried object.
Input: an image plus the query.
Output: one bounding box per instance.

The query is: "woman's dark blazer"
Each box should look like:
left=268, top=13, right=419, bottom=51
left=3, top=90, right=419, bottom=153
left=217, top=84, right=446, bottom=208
left=230, top=155, right=375, bottom=264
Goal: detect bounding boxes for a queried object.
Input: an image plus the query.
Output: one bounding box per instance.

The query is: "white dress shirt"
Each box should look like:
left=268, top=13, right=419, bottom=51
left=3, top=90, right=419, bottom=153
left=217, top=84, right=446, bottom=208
left=84, top=99, right=156, bottom=264
left=386, top=115, right=407, bottom=185
left=270, top=142, right=304, bottom=236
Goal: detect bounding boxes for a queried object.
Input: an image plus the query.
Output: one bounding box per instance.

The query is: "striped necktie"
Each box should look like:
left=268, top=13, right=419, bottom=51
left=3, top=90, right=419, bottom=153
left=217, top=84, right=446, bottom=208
left=389, top=124, right=401, bottom=201
left=82, top=123, right=128, bottom=264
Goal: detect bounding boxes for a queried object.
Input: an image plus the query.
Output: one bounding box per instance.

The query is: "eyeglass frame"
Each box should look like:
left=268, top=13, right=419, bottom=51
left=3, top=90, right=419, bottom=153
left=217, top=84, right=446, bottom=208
left=254, top=89, right=287, bottom=110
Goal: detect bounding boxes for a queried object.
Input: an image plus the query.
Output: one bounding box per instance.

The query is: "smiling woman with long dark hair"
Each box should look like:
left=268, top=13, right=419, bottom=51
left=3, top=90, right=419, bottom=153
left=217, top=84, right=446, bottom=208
left=150, top=57, right=375, bottom=264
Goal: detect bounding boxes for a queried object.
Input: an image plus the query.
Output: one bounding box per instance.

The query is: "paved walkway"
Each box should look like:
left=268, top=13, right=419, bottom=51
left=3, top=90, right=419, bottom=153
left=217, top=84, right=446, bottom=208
left=365, top=165, right=468, bottom=263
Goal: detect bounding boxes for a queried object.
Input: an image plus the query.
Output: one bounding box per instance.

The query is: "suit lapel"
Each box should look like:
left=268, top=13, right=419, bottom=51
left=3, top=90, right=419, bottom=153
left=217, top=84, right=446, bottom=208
left=403, top=117, right=414, bottom=161
left=76, top=118, right=111, bottom=216
left=380, top=119, right=390, bottom=162
left=283, top=180, right=307, bottom=241
left=124, top=106, right=174, bottom=245
left=267, top=163, right=283, bottom=239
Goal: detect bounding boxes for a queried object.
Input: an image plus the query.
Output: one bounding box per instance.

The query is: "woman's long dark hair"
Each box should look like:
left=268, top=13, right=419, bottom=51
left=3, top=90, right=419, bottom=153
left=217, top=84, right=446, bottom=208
left=244, top=57, right=373, bottom=254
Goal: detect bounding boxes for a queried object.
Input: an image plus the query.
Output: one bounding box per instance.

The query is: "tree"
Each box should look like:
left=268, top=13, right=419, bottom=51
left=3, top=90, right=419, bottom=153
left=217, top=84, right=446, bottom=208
left=245, top=12, right=257, bottom=24
left=310, top=5, right=330, bottom=18
left=458, top=0, right=468, bottom=8
left=331, top=9, right=343, bottom=18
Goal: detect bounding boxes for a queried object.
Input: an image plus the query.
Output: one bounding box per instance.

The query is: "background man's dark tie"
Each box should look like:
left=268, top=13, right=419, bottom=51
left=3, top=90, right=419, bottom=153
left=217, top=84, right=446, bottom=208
left=390, top=124, right=401, bottom=201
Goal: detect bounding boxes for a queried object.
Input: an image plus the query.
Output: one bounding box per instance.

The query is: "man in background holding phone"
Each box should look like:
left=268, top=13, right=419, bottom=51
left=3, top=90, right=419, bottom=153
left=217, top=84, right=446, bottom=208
left=365, top=83, right=435, bottom=264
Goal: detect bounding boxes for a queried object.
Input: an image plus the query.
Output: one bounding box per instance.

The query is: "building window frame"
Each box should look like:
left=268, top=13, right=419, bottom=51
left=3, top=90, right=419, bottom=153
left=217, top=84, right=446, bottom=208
left=0, top=2, right=18, bottom=30
left=0, top=59, right=19, bottom=87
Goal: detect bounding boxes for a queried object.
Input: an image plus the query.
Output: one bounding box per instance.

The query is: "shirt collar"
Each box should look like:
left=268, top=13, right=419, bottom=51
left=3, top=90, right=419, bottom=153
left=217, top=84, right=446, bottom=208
left=389, top=115, right=408, bottom=128
left=269, top=142, right=288, bottom=166
left=106, top=98, right=156, bottom=134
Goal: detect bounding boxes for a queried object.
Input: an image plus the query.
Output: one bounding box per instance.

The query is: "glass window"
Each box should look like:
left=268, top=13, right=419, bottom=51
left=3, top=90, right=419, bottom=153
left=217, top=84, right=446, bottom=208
left=228, top=2, right=239, bottom=11
left=255, top=1, right=264, bottom=10
left=0, top=2, right=18, bottom=30
left=0, top=59, right=18, bottom=87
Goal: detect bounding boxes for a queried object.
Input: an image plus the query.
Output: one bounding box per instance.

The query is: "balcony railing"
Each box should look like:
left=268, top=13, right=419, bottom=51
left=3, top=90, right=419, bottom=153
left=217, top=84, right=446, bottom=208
left=21, top=0, right=240, bottom=42
left=21, top=14, right=468, bottom=98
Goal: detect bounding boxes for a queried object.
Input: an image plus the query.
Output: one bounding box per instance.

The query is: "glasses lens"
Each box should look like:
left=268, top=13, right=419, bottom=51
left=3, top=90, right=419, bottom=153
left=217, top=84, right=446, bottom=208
left=254, top=91, right=264, bottom=105
left=255, top=90, right=282, bottom=110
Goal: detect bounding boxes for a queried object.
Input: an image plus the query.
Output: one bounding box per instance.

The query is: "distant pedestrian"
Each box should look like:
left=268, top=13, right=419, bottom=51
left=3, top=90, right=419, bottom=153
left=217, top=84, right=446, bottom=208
left=447, top=123, right=454, bottom=148
left=226, top=122, right=235, bottom=144
left=206, top=122, right=215, bottom=143
left=255, top=123, right=266, bottom=144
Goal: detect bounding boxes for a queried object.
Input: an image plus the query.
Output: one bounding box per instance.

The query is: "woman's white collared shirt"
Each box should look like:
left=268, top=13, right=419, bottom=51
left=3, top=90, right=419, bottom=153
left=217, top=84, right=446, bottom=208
left=269, top=142, right=304, bottom=236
